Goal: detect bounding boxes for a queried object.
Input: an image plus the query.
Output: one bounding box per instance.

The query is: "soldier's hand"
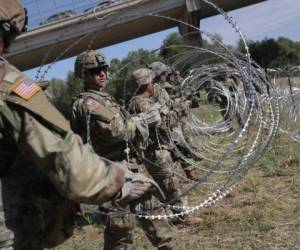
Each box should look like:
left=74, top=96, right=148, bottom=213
left=132, top=103, right=162, bottom=140
left=173, top=99, right=191, bottom=117
left=114, top=168, right=166, bottom=207
left=115, top=179, right=152, bottom=207
left=136, top=102, right=162, bottom=126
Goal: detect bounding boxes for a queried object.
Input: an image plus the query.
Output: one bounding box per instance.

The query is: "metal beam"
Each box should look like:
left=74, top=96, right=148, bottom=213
left=5, top=0, right=265, bottom=71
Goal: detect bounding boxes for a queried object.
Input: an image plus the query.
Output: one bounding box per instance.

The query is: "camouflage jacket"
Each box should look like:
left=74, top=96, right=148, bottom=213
left=71, top=89, right=138, bottom=160
left=0, top=58, right=124, bottom=205
left=153, top=83, right=173, bottom=108
left=162, top=79, right=182, bottom=98
left=129, top=95, right=176, bottom=150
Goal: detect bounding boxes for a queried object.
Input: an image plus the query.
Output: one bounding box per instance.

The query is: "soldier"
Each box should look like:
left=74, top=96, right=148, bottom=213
left=207, top=70, right=242, bottom=129
left=0, top=1, right=158, bottom=249
left=147, top=61, right=173, bottom=108
left=71, top=50, right=176, bottom=250
left=147, top=62, right=199, bottom=181
left=163, top=68, right=181, bottom=98
left=129, top=68, right=190, bottom=222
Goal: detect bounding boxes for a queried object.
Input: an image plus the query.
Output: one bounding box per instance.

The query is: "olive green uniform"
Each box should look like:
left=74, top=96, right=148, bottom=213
left=0, top=59, right=125, bottom=249
left=72, top=89, right=176, bottom=250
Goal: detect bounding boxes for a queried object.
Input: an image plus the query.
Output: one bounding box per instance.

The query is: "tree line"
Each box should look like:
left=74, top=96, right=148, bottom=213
left=47, top=33, right=300, bottom=119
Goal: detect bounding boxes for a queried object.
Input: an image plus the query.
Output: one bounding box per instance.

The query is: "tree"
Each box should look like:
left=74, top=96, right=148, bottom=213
left=160, top=32, right=189, bottom=63
left=47, top=71, right=83, bottom=119
left=108, top=49, right=162, bottom=104
left=47, top=78, right=67, bottom=115
left=250, top=38, right=281, bottom=69
left=160, top=32, right=227, bottom=73
left=236, top=37, right=300, bottom=69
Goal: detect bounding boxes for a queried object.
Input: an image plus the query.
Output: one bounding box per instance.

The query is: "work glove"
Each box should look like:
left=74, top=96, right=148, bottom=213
left=133, top=102, right=162, bottom=125
left=131, top=103, right=162, bottom=141
left=114, top=167, right=165, bottom=207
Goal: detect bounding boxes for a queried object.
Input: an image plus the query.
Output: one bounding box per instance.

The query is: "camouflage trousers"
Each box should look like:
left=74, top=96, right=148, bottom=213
left=1, top=164, right=78, bottom=250
left=143, top=146, right=185, bottom=208
left=103, top=194, right=176, bottom=250
left=171, top=146, right=195, bottom=173
left=170, top=121, right=201, bottom=179
left=0, top=182, right=14, bottom=250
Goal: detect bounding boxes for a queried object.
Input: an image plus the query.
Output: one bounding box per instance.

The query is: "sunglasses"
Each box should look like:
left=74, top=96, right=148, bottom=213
left=88, top=67, right=108, bottom=76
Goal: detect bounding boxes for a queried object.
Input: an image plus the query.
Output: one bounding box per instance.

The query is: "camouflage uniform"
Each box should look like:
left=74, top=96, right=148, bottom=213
left=163, top=71, right=199, bottom=181
left=148, top=62, right=198, bottom=181
left=71, top=52, right=176, bottom=250
left=129, top=68, right=186, bottom=213
left=0, top=57, right=126, bottom=249
left=207, top=75, right=242, bottom=127
left=0, top=2, right=157, bottom=249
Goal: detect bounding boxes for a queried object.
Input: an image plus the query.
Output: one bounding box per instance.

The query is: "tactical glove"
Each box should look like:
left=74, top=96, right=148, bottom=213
left=133, top=102, right=162, bottom=125
left=114, top=167, right=165, bottom=207
left=131, top=103, right=162, bottom=140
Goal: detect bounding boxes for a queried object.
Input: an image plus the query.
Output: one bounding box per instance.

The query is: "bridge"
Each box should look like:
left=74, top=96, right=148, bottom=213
left=6, top=0, right=265, bottom=71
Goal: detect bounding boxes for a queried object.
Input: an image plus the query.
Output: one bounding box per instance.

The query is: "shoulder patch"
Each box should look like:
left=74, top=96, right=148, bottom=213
left=11, top=76, right=41, bottom=100
left=85, top=98, right=101, bottom=112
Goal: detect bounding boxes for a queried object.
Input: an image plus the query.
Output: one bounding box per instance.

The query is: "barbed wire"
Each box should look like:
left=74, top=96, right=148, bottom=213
left=32, top=0, right=287, bottom=220
left=268, top=66, right=300, bottom=144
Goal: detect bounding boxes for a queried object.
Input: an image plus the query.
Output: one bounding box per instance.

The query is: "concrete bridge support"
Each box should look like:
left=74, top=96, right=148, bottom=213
left=178, top=0, right=202, bottom=45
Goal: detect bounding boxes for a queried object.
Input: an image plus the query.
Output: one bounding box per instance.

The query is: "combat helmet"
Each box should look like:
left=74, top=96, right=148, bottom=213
left=147, top=61, right=169, bottom=78
left=0, top=0, right=27, bottom=49
left=132, top=68, right=155, bottom=88
left=75, top=50, right=108, bottom=79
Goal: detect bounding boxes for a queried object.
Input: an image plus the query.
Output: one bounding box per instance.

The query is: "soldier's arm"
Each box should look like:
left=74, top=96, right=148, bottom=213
left=154, top=84, right=173, bottom=108
left=22, top=111, right=125, bottom=204
left=82, top=98, right=137, bottom=142
left=0, top=98, right=124, bottom=205
left=129, top=97, right=154, bottom=114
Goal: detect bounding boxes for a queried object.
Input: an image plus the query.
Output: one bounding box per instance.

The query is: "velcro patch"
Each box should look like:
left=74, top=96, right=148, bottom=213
left=85, top=98, right=101, bottom=112
left=11, top=77, right=41, bottom=100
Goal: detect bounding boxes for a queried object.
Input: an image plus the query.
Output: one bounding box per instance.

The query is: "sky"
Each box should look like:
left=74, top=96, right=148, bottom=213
left=22, top=0, right=300, bottom=80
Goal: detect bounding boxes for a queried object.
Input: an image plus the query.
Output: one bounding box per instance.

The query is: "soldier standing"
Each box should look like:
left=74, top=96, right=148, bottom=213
left=0, top=1, right=158, bottom=249
left=71, top=50, right=176, bottom=250
left=147, top=62, right=199, bottom=181
left=207, top=70, right=242, bottom=129
left=129, top=68, right=190, bottom=222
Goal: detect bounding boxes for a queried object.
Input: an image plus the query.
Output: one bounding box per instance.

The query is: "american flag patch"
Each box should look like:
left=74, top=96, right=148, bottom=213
left=86, top=98, right=100, bottom=112
left=11, top=77, right=41, bottom=100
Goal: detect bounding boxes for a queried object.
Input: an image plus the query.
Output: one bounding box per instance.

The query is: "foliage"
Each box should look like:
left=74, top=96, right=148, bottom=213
left=160, top=32, right=189, bottom=63
left=237, top=37, right=300, bottom=69
left=48, top=34, right=300, bottom=115
left=107, top=49, right=163, bottom=104
left=47, top=71, right=83, bottom=119
left=160, top=32, right=227, bottom=73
